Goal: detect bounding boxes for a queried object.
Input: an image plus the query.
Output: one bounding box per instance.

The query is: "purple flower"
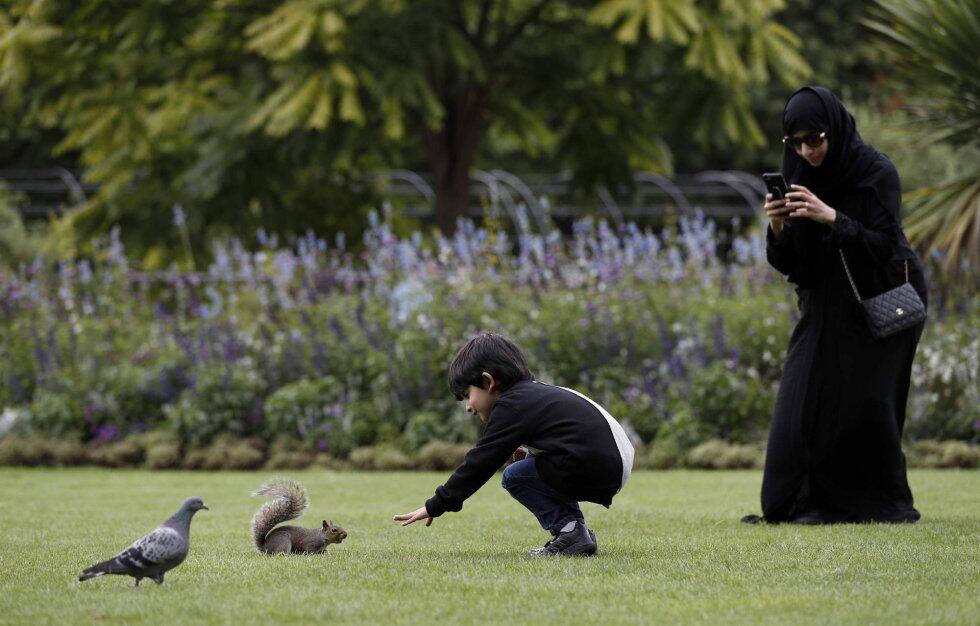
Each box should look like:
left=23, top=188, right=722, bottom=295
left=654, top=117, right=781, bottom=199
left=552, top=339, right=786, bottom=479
left=92, top=424, right=120, bottom=444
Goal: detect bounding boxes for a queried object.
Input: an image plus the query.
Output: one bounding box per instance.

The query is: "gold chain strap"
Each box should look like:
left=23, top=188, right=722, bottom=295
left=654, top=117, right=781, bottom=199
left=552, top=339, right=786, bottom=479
left=838, top=249, right=909, bottom=304
left=838, top=249, right=862, bottom=302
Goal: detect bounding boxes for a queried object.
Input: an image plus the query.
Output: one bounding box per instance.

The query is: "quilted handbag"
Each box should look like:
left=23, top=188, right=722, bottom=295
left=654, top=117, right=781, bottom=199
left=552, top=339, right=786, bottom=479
left=838, top=250, right=926, bottom=339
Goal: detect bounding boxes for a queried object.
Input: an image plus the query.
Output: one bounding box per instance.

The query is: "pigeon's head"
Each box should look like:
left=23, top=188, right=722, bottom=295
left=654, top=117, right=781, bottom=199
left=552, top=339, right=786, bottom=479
left=183, top=496, right=209, bottom=513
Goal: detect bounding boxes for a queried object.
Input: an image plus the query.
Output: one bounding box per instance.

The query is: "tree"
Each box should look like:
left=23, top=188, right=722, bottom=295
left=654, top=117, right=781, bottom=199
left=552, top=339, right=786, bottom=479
left=865, top=0, right=980, bottom=274
left=0, top=0, right=808, bottom=256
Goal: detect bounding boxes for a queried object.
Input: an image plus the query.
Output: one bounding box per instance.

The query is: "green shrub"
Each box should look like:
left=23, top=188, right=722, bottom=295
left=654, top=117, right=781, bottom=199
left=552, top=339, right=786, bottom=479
left=49, top=439, right=89, bottom=466
left=348, top=446, right=377, bottom=470
left=0, top=186, right=35, bottom=265
left=374, top=447, right=414, bottom=471
left=906, top=440, right=979, bottom=469
left=127, top=429, right=181, bottom=451
left=2, top=437, right=88, bottom=468
left=198, top=436, right=266, bottom=470
left=222, top=441, right=266, bottom=470
left=313, top=453, right=344, bottom=470
left=0, top=436, right=54, bottom=466
left=663, top=362, right=774, bottom=447
left=907, top=324, right=979, bottom=441
left=347, top=398, right=392, bottom=447
left=265, top=450, right=316, bottom=470
left=88, top=440, right=144, bottom=468
left=268, top=435, right=302, bottom=455
left=83, top=364, right=168, bottom=435
left=166, top=367, right=265, bottom=445
left=264, top=377, right=353, bottom=456
left=603, top=384, right=663, bottom=444
left=403, top=409, right=477, bottom=451
left=26, top=393, right=84, bottom=439
left=416, top=441, right=470, bottom=470
left=639, top=437, right=687, bottom=469
left=685, top=439, right=763, bottom=469
left=181, top=448, right=210, bottom=470
left=145, top=442, right=182, bottom=469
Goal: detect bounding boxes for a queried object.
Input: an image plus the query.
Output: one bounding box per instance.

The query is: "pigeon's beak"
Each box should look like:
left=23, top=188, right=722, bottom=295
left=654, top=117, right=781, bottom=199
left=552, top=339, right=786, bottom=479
left=202, top=505, right=209, bottom=511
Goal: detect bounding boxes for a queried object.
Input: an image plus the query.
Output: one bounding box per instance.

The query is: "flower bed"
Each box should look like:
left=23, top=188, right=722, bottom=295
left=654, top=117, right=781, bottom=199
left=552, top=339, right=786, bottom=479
left=1, top=213, right=976, bottom=467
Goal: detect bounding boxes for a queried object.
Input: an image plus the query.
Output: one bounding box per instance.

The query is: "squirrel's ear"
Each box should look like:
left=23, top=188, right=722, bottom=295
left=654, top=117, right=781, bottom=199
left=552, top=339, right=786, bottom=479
left=322, top=520, right=328, bottom=528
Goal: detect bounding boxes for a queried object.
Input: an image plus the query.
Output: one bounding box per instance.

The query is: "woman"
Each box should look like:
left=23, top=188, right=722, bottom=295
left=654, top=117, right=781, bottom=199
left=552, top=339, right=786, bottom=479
left=749, top=86, right=927, bottom=524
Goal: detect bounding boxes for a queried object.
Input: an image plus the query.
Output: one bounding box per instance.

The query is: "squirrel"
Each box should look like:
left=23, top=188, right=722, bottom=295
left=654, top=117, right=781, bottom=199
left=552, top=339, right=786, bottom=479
left=251, top=478, right=347, bottom=554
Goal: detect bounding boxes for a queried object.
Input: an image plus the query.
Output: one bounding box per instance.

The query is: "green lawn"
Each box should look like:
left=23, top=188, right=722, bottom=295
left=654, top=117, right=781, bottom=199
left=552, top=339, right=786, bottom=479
left=0, top=469, right=977, bottom=625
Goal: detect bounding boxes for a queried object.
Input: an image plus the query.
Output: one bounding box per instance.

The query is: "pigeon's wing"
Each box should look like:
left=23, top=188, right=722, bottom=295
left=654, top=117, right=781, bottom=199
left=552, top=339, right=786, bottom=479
left=113, top=527, right=186, bottom=572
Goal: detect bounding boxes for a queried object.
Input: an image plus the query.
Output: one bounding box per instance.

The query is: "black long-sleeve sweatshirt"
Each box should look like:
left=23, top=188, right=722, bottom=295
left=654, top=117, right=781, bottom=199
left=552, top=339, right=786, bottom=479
left=425, top=380, right=635, bottom=517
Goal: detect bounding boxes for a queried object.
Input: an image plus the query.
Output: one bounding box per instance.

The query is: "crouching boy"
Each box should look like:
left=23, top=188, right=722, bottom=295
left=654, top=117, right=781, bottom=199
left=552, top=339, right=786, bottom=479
left=394, top=333, right=634, bottom=556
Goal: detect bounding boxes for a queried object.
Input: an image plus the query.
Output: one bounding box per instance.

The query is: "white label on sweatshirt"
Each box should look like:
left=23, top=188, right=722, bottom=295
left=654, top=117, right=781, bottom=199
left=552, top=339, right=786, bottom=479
left=552, top=384, right=635, bottom=491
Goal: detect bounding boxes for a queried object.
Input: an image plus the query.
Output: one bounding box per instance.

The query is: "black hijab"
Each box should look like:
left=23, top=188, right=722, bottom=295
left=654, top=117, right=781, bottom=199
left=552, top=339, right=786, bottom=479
left=780, top=86, right=899, bottom=208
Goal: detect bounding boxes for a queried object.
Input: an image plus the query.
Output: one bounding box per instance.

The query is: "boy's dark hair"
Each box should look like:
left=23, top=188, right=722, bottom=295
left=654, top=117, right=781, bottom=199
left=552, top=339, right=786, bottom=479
left=448, top=333, right=534, bottom=400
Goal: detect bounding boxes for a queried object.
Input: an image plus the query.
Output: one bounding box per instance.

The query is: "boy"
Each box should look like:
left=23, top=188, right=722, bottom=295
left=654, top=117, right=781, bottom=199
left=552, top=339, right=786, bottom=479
left=393, top=333, right=634, bottom=556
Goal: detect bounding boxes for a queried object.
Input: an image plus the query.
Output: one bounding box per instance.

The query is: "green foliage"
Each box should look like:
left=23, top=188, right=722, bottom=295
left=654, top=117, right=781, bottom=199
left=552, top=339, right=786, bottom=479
left=145, top=440, right=183, bottom=469
left=165, top=368, right=265, bottom=445
left=905, top=440, right=980, bottom=469
left=0, top=0, right=809, bottom=247
left=663, top=361, right=775, bottom=447
left=685, top=439, right=763, bottom=470
left=907, top=319, right=980, bottom=441
left=25, top=391, right=83, bottom=439
left=639, top=435, right=686, bottom=469
left=263, top=377, right=354, bottom=456
left=3, top=216, right=976, bottom=458
left=347, top=445, right=378, bottom=470
left=850, top=104, right=966, bottom=193
left=416, top=440, right=470, bottom=470
left=374, top=446, right=415, bottom=471
left=865, top=0, right=980, bottom=273
left=345, top=443, right=416, bottom=471
left=264, top=448, right=316, bottom=470
left=87, top=439, right=144, bottom=468
left=0, top=183, right=34, bottom=265
left=403, top=409, right=478, bottom=450
left=0, top=435, right=54, bottom=466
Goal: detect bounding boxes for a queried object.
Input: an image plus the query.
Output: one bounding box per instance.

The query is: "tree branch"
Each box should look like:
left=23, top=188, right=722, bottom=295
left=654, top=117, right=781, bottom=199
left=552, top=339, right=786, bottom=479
left=451, top=1, right=487, bottom=53
left=492, top=0, right=551, bottom=56
left=476, top=0, right=494, bottom=41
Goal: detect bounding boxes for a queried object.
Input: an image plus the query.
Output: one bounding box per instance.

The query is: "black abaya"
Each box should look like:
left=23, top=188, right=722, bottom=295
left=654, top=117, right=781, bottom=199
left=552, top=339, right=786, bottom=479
left=759, top=87, right=927, bottom=523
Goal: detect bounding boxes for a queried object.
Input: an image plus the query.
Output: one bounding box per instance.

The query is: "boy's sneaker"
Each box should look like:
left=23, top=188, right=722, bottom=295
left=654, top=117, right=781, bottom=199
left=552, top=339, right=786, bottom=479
left=527, top=522, right=597, bottom=557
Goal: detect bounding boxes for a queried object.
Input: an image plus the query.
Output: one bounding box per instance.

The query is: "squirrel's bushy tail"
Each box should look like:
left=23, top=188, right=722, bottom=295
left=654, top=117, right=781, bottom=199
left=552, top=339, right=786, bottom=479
left=251, top=478, right=309, bottom=550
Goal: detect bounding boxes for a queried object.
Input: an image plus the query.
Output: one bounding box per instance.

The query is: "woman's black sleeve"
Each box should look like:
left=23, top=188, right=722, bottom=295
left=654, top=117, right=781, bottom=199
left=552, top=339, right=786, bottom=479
left=766, top=222, right=798, bottom=277
left=825, top=170, right=902, bottom=266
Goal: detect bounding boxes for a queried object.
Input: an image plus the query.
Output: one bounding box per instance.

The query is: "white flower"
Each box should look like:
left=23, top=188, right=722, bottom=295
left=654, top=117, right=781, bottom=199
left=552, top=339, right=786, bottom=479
left=0, top=407, right=24, bottom=437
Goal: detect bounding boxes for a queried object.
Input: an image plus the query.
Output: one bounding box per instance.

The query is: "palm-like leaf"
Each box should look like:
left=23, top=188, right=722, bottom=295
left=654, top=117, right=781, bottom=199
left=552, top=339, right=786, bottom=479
left=866, top=0, right=980, bottom=273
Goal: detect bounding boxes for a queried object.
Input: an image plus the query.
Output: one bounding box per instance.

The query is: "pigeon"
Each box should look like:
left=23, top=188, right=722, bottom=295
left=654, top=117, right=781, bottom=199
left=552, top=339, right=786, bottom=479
left=78, top=496, right=208, bottom=587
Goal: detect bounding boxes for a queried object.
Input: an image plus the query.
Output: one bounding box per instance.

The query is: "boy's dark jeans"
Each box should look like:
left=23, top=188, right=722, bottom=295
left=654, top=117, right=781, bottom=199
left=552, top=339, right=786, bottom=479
left=501, top=456, right=585, bottom=534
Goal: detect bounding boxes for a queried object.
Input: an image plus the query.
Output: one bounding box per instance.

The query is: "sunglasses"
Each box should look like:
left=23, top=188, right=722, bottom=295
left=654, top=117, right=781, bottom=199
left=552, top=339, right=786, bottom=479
left=782, top=131, right=826, bottom=150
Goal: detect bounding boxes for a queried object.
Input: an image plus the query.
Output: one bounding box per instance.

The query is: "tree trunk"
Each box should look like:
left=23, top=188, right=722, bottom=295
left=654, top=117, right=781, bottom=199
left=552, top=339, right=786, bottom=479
left=424, top=83, right=486, bottom=235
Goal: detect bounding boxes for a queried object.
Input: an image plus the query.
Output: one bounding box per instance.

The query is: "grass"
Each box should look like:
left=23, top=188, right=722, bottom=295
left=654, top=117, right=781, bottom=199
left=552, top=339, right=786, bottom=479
left=0, top=469, right=977, bottom=625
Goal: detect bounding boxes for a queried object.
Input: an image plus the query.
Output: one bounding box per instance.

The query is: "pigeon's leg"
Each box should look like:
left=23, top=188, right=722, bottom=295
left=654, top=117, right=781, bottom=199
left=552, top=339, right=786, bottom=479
left=133, top=578, right=141, bottom=588
left=152, top=574, right=165, bottom=585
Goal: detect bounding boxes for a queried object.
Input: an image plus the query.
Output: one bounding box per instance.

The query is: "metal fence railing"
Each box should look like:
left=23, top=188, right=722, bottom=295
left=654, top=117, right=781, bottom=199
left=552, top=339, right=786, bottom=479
left=2, top=169, right=766, bottom=232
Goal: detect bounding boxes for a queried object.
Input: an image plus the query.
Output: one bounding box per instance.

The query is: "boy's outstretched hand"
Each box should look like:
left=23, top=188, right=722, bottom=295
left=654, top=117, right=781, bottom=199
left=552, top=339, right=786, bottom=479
left=393, top=506, right=433, bottom=527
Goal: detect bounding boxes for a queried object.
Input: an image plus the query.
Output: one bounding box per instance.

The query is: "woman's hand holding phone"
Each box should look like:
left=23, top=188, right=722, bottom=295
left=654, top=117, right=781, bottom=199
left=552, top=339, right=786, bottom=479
left=785, top=185, right=837, bottom=226
left=764, top=193, right=792, bottom=235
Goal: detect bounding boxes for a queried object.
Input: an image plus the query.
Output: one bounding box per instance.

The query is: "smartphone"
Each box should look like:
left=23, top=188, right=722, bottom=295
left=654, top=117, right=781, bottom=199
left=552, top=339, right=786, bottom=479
left=762, top=172, right=789, bottom=200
